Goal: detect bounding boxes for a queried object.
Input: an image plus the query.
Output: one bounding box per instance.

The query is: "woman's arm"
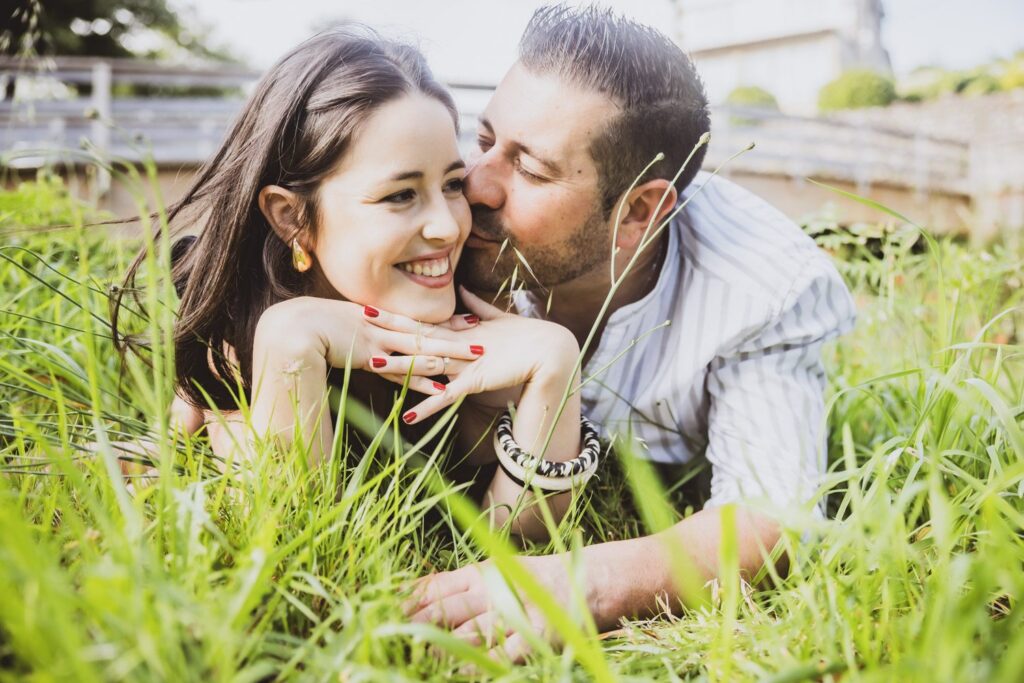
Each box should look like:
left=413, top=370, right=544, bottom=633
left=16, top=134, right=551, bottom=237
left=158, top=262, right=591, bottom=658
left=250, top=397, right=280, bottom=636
left=484, top=337, right=582, bottom=540
left=250, top=299, right=335, bottom=464
left=385, top=288, right=585, bottom=541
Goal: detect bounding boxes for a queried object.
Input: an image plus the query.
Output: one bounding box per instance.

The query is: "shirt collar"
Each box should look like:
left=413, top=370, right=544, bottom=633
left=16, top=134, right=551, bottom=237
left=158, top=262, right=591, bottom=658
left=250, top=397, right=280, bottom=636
left=601, top=213, right=681, bottom=330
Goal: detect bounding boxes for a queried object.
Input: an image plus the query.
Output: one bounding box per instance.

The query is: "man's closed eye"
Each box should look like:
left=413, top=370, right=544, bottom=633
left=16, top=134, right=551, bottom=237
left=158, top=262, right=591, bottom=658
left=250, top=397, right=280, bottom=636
left=514, top=157, right=546, bottom=182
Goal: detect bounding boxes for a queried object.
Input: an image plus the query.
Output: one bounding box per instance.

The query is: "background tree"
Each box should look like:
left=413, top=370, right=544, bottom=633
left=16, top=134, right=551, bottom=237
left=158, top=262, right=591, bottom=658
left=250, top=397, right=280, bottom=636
left=1, top=0, right=225, bottom=60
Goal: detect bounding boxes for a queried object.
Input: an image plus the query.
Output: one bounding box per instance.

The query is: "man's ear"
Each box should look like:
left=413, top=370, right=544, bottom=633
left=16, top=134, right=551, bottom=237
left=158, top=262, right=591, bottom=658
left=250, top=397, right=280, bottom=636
left=258, top=185, right=307, bottom=247
left=611, top=179, right=678, bottom=250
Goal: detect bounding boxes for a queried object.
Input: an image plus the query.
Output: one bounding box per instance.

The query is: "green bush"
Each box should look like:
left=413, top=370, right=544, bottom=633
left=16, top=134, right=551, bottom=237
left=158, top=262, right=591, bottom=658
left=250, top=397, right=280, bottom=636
left=819, top=69, right=897, bottom=112
left=0, top=172, right=99, bottom=230
left=999, top=61, right=1024, bottom=91
left=898, top=55, right=1024, bottom=102
left=960, top=73, right=1002, bottom=97
left=725, top=86, right=779, bottom=126
left=725, top=85, right=779, bottom=110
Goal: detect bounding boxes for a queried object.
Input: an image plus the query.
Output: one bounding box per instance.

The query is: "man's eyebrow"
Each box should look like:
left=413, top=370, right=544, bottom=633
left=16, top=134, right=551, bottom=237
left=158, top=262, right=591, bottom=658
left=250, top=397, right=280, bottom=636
left=387, top=159, right=465, bottom=182
left=478, top=116, right=562, bottom=177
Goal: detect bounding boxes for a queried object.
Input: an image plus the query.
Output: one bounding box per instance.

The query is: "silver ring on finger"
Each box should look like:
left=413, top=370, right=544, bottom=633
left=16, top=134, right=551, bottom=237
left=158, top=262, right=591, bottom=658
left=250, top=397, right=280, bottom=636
left=442, top=356, right=450, bottom=372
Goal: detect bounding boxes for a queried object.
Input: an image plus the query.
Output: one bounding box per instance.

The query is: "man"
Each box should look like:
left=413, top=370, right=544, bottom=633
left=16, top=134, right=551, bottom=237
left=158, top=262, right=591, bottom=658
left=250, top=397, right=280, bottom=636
left=404, top=4, right=857, bottom=659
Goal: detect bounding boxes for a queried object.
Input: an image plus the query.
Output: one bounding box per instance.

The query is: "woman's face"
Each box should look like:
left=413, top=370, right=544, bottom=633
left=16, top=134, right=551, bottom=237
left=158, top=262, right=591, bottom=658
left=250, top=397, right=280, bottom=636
left=309, top=93, right=470, bottom=323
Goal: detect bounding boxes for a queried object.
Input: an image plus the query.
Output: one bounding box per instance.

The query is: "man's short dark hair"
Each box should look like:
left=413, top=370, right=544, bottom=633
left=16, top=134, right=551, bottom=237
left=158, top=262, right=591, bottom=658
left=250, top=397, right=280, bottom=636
left=519, top=4, right=711, bottom=216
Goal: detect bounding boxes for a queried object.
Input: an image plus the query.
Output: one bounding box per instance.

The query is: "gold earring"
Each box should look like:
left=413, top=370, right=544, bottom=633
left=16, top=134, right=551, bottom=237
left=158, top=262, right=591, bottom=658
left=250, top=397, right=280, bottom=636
left=291, top=239, right=312, bottom=272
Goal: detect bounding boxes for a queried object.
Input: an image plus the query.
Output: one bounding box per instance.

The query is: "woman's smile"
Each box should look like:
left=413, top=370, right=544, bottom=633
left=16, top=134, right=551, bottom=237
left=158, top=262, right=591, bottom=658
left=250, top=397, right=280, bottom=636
left=396, top=248, right=454, bottom=288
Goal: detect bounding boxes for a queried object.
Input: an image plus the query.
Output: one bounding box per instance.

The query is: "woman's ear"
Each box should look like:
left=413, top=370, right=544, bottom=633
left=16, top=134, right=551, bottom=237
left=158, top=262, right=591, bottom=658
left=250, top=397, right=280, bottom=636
left=612, top=179, right=678, bottom=250
left=258, top=185, right=306, bottom=246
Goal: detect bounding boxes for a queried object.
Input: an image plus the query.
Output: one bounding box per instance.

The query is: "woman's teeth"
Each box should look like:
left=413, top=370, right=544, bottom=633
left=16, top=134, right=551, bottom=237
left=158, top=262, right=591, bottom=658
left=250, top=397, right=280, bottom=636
left=399, top=257, right=449, bottom=277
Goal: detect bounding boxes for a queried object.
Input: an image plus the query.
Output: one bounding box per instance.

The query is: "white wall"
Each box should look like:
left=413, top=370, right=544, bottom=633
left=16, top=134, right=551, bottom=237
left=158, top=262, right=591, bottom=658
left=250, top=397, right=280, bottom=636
left=677, top=0, right=852, bottom=52
left=676, top=0, right=889, bottom=113
left=692, top=33, right=843, bottom=113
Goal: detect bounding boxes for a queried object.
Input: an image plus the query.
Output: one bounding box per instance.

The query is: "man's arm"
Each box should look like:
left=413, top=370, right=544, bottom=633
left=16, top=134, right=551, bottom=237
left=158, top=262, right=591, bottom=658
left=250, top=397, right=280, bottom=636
left=581, top=252, right=857, bottom=626
left=573, top=505, right=782, bottom=631
left=404, top=506, right=782, bottom=661
left=700, top=254, right=857, bottom=511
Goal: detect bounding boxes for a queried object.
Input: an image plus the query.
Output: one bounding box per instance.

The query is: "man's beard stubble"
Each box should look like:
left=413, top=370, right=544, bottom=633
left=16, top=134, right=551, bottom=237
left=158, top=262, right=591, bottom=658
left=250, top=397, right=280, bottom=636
left=458, top=205, right=612, bottom=294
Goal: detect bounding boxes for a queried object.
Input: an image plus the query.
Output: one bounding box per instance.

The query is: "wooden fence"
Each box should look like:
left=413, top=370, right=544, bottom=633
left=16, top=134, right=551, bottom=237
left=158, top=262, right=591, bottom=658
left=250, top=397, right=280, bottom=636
left=1, top=57, right=978, bottom=230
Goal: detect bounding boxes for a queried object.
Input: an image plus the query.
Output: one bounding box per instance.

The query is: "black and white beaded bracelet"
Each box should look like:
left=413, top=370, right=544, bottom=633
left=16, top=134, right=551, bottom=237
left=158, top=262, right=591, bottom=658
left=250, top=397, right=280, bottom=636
left=492, top=409, right=602, bottom=491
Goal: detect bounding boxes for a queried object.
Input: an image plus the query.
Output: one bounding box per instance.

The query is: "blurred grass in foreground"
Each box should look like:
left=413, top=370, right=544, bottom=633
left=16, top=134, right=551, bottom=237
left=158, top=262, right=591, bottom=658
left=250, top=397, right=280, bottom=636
left=0, top=172, right=1022, bottom=682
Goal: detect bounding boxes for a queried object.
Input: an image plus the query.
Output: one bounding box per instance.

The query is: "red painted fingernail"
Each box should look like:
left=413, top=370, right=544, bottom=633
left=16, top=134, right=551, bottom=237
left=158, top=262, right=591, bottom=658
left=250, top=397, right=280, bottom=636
left=371, top=356, right=387, bottom=368
left=403, top=411, right=417, bottom=424
left=463, top=314, right=480, bottom=325
left=432, top=381, right=446, bottom=391
left=470, top=344, right=484, bottom=355
left=364, top=305, right=379, bottom=318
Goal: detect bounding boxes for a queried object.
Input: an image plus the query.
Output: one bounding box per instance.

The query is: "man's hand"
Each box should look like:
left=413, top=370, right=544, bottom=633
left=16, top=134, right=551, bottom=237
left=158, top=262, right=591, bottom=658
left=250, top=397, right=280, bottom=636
left=403, top=553, right=584, bottom=663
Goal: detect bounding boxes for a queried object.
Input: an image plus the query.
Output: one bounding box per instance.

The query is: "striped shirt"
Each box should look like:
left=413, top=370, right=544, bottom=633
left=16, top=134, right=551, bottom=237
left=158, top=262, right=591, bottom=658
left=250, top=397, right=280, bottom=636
left=515, top=172, right=857, bottom=510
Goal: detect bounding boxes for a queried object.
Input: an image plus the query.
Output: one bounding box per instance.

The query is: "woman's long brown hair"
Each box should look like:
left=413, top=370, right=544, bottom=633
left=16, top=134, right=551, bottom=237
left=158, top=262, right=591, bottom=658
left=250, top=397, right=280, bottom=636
left=110, top=27, right=457, bottom=410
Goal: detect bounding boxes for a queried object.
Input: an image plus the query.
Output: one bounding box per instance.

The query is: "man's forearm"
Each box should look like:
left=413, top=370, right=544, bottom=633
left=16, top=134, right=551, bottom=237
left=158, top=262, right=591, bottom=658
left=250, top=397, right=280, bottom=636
left=581, top=506, right=782, bottom=630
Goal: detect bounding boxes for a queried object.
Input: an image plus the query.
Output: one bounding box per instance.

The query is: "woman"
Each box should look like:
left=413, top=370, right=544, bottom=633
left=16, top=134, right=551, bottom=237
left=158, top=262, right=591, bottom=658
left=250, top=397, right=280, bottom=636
left=114, top=28, right=598, bottom=538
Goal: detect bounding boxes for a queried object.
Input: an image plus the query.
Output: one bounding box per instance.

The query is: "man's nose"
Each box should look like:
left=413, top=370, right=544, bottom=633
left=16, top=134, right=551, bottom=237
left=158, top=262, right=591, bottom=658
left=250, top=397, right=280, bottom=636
left=464, top=151, right=506, bottom=210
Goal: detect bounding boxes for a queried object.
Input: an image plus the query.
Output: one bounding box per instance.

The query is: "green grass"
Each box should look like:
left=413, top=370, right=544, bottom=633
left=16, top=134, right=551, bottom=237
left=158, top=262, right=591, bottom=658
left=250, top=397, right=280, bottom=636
left=1, top=173, right=1022, bottom=681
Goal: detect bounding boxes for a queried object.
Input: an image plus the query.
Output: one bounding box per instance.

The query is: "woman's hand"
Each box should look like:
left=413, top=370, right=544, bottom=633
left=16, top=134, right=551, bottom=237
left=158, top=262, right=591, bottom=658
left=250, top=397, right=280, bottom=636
left=255, top=296, right=485, bottom=396
left=250, top=296, right=485, bottom=464
left=364, top=287, right=581, bottom=425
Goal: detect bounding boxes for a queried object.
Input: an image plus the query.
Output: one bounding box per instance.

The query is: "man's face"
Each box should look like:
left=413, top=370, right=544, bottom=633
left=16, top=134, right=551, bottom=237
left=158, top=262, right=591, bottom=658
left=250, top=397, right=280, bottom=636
left=460, top=63, right=619, bottom=293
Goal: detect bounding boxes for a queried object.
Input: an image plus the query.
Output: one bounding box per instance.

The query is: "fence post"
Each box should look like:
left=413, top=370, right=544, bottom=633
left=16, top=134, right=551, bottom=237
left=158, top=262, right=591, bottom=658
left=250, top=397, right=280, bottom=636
left=90, top=60, right=112, bottom=197
left=912, top=131, right=928, bottom=202
left=854, top=124, right=870, bottom=195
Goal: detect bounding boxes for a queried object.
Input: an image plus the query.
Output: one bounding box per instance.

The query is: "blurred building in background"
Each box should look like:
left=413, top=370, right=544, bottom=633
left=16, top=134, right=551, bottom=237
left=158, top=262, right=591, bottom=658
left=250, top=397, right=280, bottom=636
left=675, top=0, right=891, bottom=113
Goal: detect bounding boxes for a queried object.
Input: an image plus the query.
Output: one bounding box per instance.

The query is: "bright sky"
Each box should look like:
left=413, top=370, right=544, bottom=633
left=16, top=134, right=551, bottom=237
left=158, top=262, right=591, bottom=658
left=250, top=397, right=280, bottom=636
left=176, top=0, right=1023, bottom=82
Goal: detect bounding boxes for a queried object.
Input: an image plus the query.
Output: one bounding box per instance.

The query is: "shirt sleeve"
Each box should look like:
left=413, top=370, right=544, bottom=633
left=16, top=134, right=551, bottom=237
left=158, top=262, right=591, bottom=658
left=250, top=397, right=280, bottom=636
left=702, top=253, right=857, bottom=511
